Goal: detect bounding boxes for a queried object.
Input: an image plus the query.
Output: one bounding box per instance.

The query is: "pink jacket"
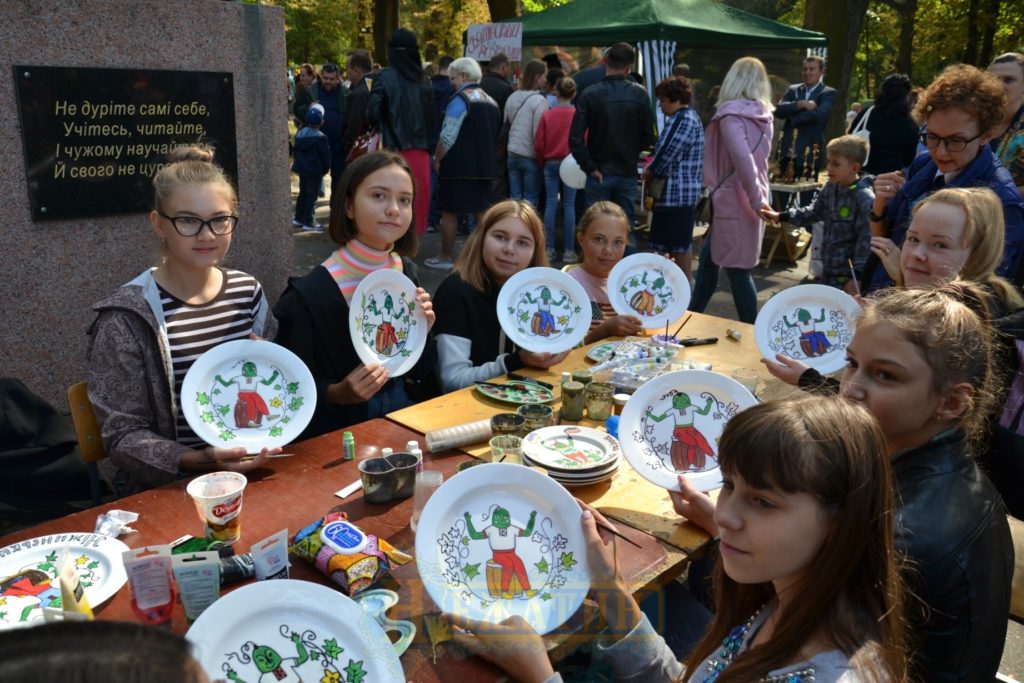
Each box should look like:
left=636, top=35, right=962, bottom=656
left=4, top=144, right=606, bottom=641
left=704, top=99, right=773, bottom=269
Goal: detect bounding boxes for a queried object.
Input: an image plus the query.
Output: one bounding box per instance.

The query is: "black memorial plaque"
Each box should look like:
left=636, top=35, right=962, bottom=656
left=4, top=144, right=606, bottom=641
left=14, top=66, right=237, bottom=221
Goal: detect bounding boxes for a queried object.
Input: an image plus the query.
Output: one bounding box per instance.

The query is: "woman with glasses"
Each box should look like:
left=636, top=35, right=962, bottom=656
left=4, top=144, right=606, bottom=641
left=87, top=145, right=278, bottom=493
left=865, top=64, right=1024, bottom=291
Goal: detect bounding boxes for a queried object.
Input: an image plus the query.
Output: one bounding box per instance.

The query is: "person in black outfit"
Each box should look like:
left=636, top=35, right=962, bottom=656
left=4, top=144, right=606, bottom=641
left=848, top=74, right=919, bottom=175
left=479, top=52, right=514, bottom=117
left=341, top=49, right=374, bottom=159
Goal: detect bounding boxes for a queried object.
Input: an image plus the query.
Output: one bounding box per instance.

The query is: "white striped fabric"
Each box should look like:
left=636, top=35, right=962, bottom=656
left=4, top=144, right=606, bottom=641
left=638, top=39, right=678, bottom=134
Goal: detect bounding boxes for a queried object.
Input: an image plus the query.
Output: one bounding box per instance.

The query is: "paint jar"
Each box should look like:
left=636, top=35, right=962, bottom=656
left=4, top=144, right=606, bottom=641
left=613, top=393, right=630, bottom=415
left=571, top=369, right=593, bottom=386
left=490, top=413, right=526, bottom=436
left=585, top=382, right=615, bottom=420
left=560, top=381, right=586, bottom=421
left=517, top=403, right=553, bottom=434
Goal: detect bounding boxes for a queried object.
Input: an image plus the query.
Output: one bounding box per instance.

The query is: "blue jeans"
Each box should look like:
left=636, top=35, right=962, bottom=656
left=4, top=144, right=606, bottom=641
left=585, top=174, right=637, bottom=243
left=508, top=154, right=541, bottom=208
left=543, top=161, right=577, bottom=252
left=294, top=174, right=320, bottom=226
left=689, top=240, right=758, bottom=323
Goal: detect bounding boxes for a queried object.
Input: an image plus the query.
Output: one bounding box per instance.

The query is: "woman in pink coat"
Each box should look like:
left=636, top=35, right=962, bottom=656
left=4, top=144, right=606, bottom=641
left=688, top=57, right=773, bottom=323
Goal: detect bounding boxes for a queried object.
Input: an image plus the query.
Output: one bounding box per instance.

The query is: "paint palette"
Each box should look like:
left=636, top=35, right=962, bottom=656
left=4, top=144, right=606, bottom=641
left=0, top=533, right=128, bottom=629
left=186, top=579, right=405, bottom=683
left=619, top=370, right=757, bottom=492
left=181, top=340, right=315, bottom=451
left=349, top=269, right=429, bottom=377
left=474, top=381, right=555, bottom=405
left=586, top=341, right=620, bottom=363
left=607, top=253, right=691, bottom=331
left=414, top=463, right=589, bottom=634
left=496, top=267, right=590, bottom=353
left=754, top=284, right=860, bottom=374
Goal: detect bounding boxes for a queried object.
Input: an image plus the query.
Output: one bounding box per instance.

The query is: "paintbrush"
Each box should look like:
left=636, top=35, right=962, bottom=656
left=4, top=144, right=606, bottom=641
left=594, top=519, right=643, bottom=548
left=505, top=372, right=554, bottom=390
left=670, top=313, right=693, bottom=339
left=848, top=259, right=861, bottom=296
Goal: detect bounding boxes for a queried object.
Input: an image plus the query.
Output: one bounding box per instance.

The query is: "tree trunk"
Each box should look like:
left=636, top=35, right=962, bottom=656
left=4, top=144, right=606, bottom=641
left=964, top=0, right=981, bottom=64
left=373, top=0, right=400, bottom=66
left=979, top=0, right=1002, bottom=66
left=877, top=0, right=916, bottom=79
left=804, top=0, right=870, bottom=140
left=487, top=0, right=519, bottom=21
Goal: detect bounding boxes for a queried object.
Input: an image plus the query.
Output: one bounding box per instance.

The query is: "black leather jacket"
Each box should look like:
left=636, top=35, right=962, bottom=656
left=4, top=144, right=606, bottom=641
left=367, top=67, right=435, bottom=152
left=569, top=75, right=655, bottom=177
left=895, top=430, right=1013, bottom=682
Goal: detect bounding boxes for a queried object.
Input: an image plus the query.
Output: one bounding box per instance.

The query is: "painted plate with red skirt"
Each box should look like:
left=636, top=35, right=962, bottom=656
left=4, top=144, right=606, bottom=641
left=619, top=370, right=757, bottom=492
left=349, top=269, right=429, bottom=377
left=181, top=340, right=315, bottom=452
left=607, top=253, right=691, bottom=331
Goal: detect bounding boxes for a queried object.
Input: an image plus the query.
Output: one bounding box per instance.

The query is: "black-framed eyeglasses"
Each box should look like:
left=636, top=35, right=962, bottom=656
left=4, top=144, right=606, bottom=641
left=159, top=212, right=238, bottom=236
left=919, top=130, right=983, bottom=153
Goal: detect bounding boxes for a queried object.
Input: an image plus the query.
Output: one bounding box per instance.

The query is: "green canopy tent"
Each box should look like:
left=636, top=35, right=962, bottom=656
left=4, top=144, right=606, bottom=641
left=503, top=0, right=827, bottom=49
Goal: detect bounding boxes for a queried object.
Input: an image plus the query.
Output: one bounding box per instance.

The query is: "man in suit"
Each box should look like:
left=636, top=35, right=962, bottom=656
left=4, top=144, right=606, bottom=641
left=775, top=56, right=837, bottom=181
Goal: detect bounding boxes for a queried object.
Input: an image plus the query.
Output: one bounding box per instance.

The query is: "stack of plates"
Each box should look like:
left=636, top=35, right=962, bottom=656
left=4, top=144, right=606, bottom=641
left=520, top=426, right=622, bottom=488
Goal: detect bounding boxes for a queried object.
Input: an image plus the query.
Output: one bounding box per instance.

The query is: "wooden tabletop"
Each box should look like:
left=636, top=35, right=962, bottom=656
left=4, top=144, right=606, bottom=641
left=385, top=311, right=795, bottom=549
left=0, top=419, right=689, bottom=682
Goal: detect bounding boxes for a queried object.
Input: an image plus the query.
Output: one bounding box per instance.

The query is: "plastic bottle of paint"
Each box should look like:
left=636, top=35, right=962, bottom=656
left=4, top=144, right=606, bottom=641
left=343, top=431, right=355, bottom=461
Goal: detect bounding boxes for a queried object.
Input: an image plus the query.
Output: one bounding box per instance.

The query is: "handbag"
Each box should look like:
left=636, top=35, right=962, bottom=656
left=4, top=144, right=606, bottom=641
left=850, top=106, right=873, bottom=165
left=346, top=128, right=381, bottom=163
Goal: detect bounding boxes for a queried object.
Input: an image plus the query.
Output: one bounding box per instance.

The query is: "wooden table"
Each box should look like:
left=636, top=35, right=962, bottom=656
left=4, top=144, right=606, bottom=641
left=386, top=311, right=792, bottom=551
left=0, top=419, right=687, bottom=682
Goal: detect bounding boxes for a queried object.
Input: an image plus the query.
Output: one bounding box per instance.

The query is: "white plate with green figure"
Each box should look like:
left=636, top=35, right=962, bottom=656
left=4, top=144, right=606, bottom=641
left=415, top=463, right=589, bottom=635
left=181, top=340, right=315, bottom=452
left=186, top=579, right=406, bottom=683
left=620, top=370, right=757, bottom=492
left=497, top=267, right=590, bottom=353
left=607, top=253, right=691, bottom=331
left=0, top=532, right=128, bottom=629
left=349, top=269, right=428, bottom=377
left=521, top=426, right=621, bottom=472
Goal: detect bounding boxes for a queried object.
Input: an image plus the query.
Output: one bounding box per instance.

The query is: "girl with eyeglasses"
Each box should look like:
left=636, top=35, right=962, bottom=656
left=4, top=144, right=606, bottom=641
left=87, top=145, right=279, bottom=493
left=864, top=64, right=1024, bottom=292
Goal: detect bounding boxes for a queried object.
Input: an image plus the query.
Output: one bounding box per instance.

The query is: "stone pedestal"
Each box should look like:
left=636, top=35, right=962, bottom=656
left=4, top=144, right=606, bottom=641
left=0, top=0, right=292, bottom=408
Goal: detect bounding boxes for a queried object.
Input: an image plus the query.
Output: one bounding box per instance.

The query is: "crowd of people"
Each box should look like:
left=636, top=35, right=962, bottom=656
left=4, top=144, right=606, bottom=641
left=9, top=24, right=1024, bottom=683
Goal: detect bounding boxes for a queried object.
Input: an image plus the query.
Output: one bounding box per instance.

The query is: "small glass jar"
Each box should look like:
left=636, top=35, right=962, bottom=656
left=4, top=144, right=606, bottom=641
left=586, top=382, right=615, bottom=420
left=613, top=393, right=630, bottom=415
left=560, top=381, right=586, bottom=421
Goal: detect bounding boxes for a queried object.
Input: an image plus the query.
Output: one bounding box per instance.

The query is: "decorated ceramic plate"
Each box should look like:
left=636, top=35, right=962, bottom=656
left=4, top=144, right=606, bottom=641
left=349, top=269, right=428, bottom=377
left=607, top=254, right=691, bottom=331
left=497, top=267, right=590, bottom=353
left=182, top=340, right=315, bottom=452
left=754, top=284, right=860, bottom=375
left=187, top=579, right=405, bottom=683
left=415, top=463, right=589, bottom=635
left=620, top=370, right=758, bottom=492
left=586, top=342, right=620, bottom=363
left=0, top=532, right=128, bottom=629
left=475, top=381, right=555, bottom=405
left=521, top=426, right=621, bottom=472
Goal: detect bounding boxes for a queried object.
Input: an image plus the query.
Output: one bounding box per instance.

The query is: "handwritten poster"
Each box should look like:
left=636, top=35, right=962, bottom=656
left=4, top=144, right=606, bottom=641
left=465, top=23, right=523, bottom=61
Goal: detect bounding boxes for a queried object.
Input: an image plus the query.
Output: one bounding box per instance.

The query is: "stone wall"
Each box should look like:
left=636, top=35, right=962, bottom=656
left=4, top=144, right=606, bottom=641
left=0, top=0, right=292, bottom=408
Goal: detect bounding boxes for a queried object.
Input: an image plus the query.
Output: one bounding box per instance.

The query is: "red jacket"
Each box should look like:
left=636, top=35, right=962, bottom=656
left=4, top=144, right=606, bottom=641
left=534, top=105, right=576, bottom=163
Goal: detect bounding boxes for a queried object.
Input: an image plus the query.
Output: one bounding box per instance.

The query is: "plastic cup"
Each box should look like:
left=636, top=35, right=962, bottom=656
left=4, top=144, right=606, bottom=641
left=490, top=435, right=523, bottom=465
left=731, top=367, right=761, bottom=396
left=410, top=470, right=444, bottom=533
left=186, top=472, right=247, bottom=545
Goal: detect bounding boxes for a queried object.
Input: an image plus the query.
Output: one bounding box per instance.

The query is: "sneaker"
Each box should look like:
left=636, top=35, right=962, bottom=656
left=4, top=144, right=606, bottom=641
left=291, top=219, right=303, bottom=228
left=301, top=223, right=324, bottom=232
left=424, top=256, right=453, bottom=270
left=546, top=248, right=557, bottom=262
left=562, top=250, right=579, bottom=264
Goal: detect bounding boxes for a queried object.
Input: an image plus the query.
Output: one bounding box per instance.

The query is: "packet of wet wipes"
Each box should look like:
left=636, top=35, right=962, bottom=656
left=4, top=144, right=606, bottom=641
left=252, top=529, right=290, bottom=581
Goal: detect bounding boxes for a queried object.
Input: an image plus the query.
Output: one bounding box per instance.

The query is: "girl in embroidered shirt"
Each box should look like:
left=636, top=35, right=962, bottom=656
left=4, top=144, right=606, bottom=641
left=442, top=396, right=906, bottom=683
